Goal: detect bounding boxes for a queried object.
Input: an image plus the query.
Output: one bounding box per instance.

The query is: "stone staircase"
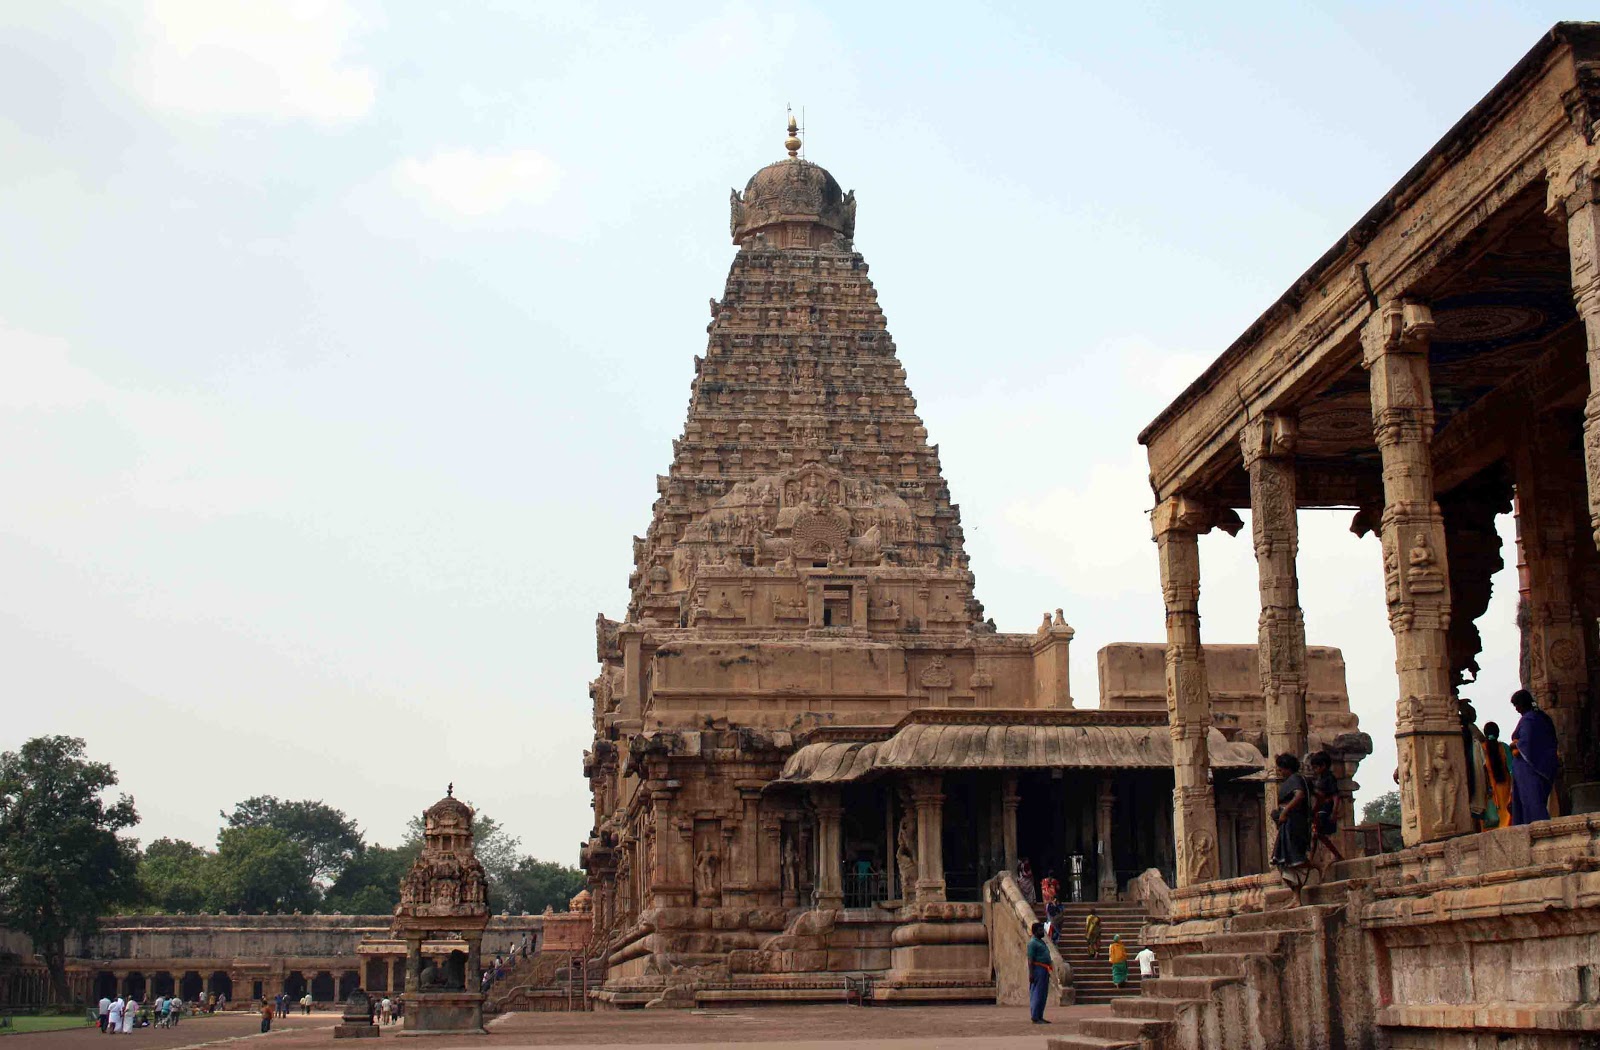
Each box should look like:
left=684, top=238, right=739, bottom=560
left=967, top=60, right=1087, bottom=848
left=1035, top=902, right=1147, bottom=1006
left=1046, top=898, right=1342, bottom=1050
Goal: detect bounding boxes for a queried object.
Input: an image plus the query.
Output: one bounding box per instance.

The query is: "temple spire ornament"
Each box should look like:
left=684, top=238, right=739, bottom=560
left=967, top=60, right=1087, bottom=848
left=784, top=109, right=801, bottom=158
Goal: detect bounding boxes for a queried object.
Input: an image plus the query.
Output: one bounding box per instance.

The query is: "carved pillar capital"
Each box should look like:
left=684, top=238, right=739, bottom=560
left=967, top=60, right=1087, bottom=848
left=1238, top=413, right=1298, bottom=467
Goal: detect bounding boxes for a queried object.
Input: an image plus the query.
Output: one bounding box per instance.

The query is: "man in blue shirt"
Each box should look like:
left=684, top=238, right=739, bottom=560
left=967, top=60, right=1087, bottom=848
left=1027, top=921, right=1052, bottom=1024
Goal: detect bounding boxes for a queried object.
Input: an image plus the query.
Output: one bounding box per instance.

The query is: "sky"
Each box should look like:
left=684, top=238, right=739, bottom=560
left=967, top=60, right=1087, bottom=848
left=0, top=1, right=1573, bottom=864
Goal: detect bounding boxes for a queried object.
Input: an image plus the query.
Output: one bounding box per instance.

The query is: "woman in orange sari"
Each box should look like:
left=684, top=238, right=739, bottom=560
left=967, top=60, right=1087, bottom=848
left=1482, top=720, right=1513, bottom=829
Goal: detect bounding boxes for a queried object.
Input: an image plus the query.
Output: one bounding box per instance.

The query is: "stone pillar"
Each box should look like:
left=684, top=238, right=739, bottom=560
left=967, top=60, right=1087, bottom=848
left=465, top=935, right=482, bottom=992
left=1000, top=773, right=1019, bottom=874
left=909, top=774, right=946, bottom=902
left=812, top=787, right=844, bottom=909
left=1241, top=413, right=1309, bottom=862
left=1096, top=778, right=1117, bottom=900
left=403, top=937, right=422, bottom=994
left=1440, top=472, right=1511, bottom=690
left=1559, top=162, right=1600, bottom=550
left=1153, top=495, right=1227, bottom=886
left=1361, top=300, right=1472, bottom=844
left=1513, top=413, right=1590, bottom=803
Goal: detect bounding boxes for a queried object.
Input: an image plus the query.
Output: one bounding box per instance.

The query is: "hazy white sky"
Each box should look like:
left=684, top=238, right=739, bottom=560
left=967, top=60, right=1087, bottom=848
left=1, top=2, right=1567, bottom=863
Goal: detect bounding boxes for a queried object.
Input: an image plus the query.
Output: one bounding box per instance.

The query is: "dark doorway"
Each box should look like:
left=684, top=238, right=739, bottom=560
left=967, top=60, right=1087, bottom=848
left=840, top=781, right=891, bottom=906
left=311, top=972, right=335, bottom=1002
left=126, top=972, right=146, bottom=1000
left=181, top=973, right=204, bottom=1001
left=152, top=972, right=175, bottom=998
left=208, top=972, right=233, bottom=999
left=337, top=972, right=359, bottom=1000
left=365, top=959, right=388, bottom=992
left=283, top=972, right=306, bottom=999
left=95, top=972, right=117, bottom=1001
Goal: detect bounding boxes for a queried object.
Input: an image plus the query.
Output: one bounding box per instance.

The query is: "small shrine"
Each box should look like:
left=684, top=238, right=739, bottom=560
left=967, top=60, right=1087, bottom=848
left=392, top=786, right=489, bottom=1035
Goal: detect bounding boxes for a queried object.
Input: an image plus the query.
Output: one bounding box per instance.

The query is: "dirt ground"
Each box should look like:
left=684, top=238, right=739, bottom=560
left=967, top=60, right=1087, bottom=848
left=0, top=1003, right=1106, bottom=1050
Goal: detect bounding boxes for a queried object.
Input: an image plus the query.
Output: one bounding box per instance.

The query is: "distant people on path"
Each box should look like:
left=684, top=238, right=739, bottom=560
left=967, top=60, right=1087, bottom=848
left=380, top=997, right=393, bottom=1025
left=259, top=998, right=274, bottom=1034
left=98, top=995, right=111, bottom=1032
left=107, top=996, right=124, bottom=1034
left=1136, top=945, right=1158, bottom=979
left=1270, top=753, right=1312, bottom=877
left=1482, top=721, right=1513, bottom=828
left=1016, top=859, right=1037, bottom=903
left=1026, top=921, right=1052, bottom=1025
left=1510, top=690, right=1560, bottom=824
left=1108, top=934, right=1128, bottom=988
left=1308, top=751, right=1343, bottom=869
left=1084, top=910, right=1102, bottom=959
left=120, top=997, right=138, bottom=1034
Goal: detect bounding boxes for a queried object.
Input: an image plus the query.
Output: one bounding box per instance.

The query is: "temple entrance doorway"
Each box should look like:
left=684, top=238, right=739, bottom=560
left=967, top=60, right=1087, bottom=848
left=311, top=972, right=335, bottom=1002
left=180, top=972, right=204, bottom=1002
left=941, top=773, right=998, bottom=901
left=94, top=972, right=116, bottom=1001
left=840, top=781, right=891, bottom=906
left=1015, top=771, right=1101, bottom=900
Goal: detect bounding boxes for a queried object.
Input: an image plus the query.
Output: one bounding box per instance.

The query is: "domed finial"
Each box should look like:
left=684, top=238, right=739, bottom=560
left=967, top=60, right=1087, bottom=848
left=446, top=781, right=453, bottom=797
left=784, top=111, right=801, bottom=159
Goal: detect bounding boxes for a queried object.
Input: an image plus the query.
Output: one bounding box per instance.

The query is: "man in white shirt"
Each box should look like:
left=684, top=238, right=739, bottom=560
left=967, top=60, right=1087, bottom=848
left=1135, top=946, right=1157, bottom=978
left=98, top=996, right=111, bottom=1032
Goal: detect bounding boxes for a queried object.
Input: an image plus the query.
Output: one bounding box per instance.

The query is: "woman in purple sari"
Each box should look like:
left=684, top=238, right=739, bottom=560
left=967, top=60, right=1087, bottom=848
left=1509, top=690, right=1559, bottom=824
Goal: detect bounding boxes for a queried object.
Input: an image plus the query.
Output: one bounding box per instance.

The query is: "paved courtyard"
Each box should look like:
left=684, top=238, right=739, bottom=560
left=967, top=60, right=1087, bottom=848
left=0, top=1005, right=1107, bottom=1050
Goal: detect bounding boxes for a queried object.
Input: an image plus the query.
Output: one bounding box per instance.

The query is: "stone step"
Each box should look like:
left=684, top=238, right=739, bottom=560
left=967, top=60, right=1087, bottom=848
left=1112, top=995, right=1210, bottom=1021
left=1046, top=1034, right=1139, bottom=1050
left=1143, top=975, right=1243, bottom=1000
left=1077, top=1015, right=1171, bottom=1042
left=1167, top=953, right=1249, bottom=979
left=1176, top=931, right=1284, bottom=956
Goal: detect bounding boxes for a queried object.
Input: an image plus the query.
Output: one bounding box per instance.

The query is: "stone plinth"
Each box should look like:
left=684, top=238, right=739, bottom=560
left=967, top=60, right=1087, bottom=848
left=333, top=989, right=378, bottom=1039
left=398, top=992, right=485, bottom=1036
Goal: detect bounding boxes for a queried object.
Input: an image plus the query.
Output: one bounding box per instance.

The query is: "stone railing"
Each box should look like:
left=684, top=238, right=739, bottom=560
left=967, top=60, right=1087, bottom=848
left=983, top=872, right=1073, bottom=1006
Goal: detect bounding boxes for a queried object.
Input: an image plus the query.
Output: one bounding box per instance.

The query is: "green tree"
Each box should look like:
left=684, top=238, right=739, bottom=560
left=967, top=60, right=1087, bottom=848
left=323, top=843, right=419, bottom=915
left=0, top=736, right=139, bottom=1003
left=1362, top=790, right=1404, bottom=851
left=498, top=858, right=587, bottom=915
left=138, top=838, right=211, bottom=913
left=223, top=796, right=364, bottom=885
left=205, top=826, right=316, bottom=913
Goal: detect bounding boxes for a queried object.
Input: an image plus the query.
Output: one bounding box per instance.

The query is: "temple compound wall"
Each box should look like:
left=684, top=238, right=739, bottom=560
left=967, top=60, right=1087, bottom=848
left=580, top=121, right=1367, bottom=1009
left=1047, top=22, right=1600, bottom=1050
left=0, top=913, right=544, bottom=1008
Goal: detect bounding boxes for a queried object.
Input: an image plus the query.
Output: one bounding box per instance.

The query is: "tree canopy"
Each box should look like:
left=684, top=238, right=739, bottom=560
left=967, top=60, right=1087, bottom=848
left=0, top=736, right=140, bottom=1002
left=1361, top=790, right=1404, bottom=851
left=223, top=795, right=363, bottom=885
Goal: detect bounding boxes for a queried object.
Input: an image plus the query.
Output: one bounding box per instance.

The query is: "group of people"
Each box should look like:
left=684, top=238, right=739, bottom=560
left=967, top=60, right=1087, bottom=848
left=1024, top=919, right=1156, bottom=1025
left=1271, top=690, right=1563, bottom=888
left=1463, top=690, right=1561, bottom=829
left=96, top=995, right=186, bottom=1033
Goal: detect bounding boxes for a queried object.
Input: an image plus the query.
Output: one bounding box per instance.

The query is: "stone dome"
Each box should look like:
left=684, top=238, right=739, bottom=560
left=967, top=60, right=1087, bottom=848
left=729, top=157, right=856, bottom=246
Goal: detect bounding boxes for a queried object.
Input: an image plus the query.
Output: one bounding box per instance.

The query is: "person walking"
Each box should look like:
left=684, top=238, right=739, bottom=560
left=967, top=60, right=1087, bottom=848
left=1270, top=753, right=1312, bottom=882
left=98, top=995, right=111, bottom=1033
left=1308, top=752, right=1344, bottom=869
left=301, top=992, right=312, bottom=1015
left=1482, top=721, right=1514, bottom=828
left=259, top=998, right=274, bottom=1034
left=1026, top=921, right=1052, bottom=1025
left=1136, top=945, right=1157, bottom=980
left=1460, top=701, right=1488, bottom=829
left=1510, top=690, right=1560, bottom=824
left=120, top=996, right=138, bottom=1034
left=1084, top=910, right=1102, bottom=959
left=1016, top=859, right=1037, bottom=903
left=1108, top=934, right=1128, bottom=989
left=107, top=997, right=124, bottom=1035
left=380, top=997, right=392, bottom=1025
left=1040, top=871, right=1060, bottom=907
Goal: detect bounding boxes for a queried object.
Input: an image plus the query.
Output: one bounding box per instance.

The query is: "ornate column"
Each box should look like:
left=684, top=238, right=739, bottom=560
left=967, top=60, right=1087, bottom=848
left=1095, top=779, right=1117, bottom=900
left=1559, top=160, right=1600, bottom=549
left=811, top=787, right=844, bottom=909
left=1513, top=413, right=1590, bottom=802
left=909, top=774, right=946, bottom=902
left=1361, top=300, right=1472, bottom=844
left=1000, top=773, right=1019, bottom=874
left=1241, top=413, right=1308, bottom=862
left=1153, top=495, right=1229, bottom=886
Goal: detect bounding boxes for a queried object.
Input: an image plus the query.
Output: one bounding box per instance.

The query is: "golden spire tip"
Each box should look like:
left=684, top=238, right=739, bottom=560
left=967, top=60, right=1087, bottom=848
left=784, top=109, right=801, bottom=159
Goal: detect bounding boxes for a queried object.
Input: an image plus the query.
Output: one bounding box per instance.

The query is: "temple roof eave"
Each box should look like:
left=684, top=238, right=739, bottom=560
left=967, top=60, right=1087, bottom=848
left=773, top=717, right=1265, bottom=786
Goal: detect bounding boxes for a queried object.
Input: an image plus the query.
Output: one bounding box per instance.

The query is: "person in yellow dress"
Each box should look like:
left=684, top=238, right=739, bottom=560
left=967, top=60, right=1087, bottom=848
left=1108, top=934, right=1128, bottom=988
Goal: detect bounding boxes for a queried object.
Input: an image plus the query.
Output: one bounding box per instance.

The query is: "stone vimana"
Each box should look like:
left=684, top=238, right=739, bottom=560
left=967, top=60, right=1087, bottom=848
left=577, top=115, right=1366, bottom=1011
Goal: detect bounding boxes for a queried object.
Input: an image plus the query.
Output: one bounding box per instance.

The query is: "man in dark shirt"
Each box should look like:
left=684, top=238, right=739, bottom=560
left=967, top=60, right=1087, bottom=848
left=1308, top=751, right=1343, bottom=866
left=1026, top=921, right=1052, bottom=1024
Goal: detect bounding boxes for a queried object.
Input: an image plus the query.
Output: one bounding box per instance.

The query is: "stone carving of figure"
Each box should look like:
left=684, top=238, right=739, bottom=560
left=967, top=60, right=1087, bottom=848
left=694, top=845, right=720, bottom=899
left=1426, top=739, right=1457, bottom=834
left=419, top=959, right=447, bottom=991
left=781, top=836, right=799, bottom=892
left=895, top=801, right=917, bottom=899
left=1184, top=829, right=1216, bottom=884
